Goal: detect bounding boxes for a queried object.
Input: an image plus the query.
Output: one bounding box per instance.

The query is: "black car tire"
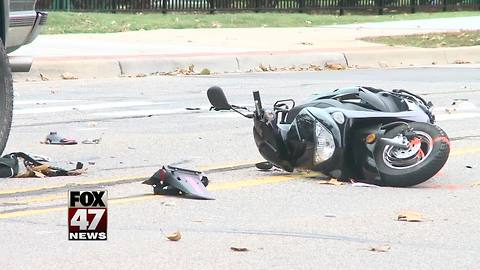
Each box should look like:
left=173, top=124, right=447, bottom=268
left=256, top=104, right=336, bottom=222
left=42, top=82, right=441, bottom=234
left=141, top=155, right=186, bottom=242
left=374, top=122, right=450, bottom=187
left=0, top=39, right=13, bottom=155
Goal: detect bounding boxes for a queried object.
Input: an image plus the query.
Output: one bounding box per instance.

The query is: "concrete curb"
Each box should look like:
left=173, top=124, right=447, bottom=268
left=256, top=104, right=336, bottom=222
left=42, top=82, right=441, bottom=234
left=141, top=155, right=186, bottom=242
left=345, top=46, right=480, bottom=68
left=13, top=52, right=347, bottom=81
left=12, top=46, right=480, bottom=81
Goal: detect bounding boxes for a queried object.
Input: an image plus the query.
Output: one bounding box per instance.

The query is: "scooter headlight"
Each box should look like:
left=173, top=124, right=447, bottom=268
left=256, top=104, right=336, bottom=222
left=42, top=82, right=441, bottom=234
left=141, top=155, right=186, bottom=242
left=315, top=121, right=335, bottom=164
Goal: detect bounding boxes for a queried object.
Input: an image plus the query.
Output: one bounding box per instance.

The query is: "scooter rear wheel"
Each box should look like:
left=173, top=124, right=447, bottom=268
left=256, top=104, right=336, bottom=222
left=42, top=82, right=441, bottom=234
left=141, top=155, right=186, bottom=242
left=374, top=122, right=450, bottom=187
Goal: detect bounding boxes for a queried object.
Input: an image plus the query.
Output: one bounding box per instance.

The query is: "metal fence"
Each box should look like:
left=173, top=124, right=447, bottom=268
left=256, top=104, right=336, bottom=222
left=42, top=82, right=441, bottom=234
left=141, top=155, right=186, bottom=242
left=35, top=0, right=480, bottom=14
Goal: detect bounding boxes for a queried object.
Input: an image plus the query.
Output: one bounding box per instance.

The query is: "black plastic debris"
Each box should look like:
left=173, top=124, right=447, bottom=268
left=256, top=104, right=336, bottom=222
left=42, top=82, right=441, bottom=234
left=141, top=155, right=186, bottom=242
left=143, top=165, right=214, bottom=200
left=255, top=161, right=273, bottom=171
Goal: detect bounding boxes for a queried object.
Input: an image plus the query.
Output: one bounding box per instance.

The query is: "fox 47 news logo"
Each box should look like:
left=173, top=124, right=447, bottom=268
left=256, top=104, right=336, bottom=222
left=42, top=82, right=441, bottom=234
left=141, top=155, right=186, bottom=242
left=68, top=190, right=108, bottom=241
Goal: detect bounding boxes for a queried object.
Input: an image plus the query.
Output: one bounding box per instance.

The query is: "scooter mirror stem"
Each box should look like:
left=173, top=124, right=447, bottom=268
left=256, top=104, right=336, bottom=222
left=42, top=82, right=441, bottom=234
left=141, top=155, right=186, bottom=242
left=230, top=107, right=254, bottom=119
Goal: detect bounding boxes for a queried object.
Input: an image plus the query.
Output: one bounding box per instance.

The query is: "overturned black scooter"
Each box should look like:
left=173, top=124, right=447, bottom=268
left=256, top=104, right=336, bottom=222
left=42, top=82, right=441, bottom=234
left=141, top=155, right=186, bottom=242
left=207, top=86, right=450, bottom=187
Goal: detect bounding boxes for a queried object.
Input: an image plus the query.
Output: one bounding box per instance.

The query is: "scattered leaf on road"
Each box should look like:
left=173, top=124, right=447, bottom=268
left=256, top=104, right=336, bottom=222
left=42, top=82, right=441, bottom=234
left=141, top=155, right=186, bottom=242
left=40, top=73, right=50, bottom=81
left=325, top=63, right=345, bottom=70
left=368, top=245, right=391, bottom=252
left=453, top=59, right=471, bottom=64
left=259, top=64, right=269, bottom=72
left=161, top=201, right=176, bottom=207
left=165, top=231, right=182, bottom=241
left=397, top=211, right=423, bottom=222
left=231, top=247, right=249, bottom=252
left=61, top=72, right=78, bottom=80
left=318, top=178, right=344, bottom=186
left=445, top=107, right=456, bottom=114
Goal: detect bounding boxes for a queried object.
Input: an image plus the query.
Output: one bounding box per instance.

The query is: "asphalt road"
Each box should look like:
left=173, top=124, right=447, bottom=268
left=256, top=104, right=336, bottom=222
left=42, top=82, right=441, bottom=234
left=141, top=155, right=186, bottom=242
left=2, top=66, right=480, bottom=270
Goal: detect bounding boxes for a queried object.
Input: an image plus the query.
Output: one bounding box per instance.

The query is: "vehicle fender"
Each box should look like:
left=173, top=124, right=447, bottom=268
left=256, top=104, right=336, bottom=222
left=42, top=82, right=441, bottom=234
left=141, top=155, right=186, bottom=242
left=350, top=124, right=383, bottom=182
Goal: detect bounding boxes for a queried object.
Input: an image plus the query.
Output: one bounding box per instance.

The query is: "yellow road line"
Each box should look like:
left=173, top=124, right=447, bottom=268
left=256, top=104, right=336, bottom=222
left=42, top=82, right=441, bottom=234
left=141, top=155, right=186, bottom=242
left=0, top=144, right=478, bottom=206
left=0, top=206, right=66, bottom=219
left=0, top=195, right=158, bottom=219
left=0, top=160, right=264, bottom=196
left=0, top=175, right=149, bottom=196
left=78, top=175, right=147, bottom=185
left=0, top=173, right=317, bottom=219
left=3, top=194, right=65, bottom=205
left=0, top=183, right=67, bottom=196
left=198, top=161, right=260, bottom=172
left=1, top=144, right=478, bottom=196
left=209, top=173, right=315, bottom=191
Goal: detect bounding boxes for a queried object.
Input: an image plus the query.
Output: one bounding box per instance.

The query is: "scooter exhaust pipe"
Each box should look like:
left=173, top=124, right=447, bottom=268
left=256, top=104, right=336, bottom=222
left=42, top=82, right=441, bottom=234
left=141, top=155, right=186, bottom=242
left=8, top=56, right=32, bottom=72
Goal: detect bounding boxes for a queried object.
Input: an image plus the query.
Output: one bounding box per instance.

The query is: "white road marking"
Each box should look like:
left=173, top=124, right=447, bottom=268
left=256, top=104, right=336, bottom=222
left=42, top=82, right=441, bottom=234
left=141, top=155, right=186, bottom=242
left=92, top=108, right=188, bottom=117
left=14, top=98, right=478, bottom=122
left=14, top=99, right=82, bottom=105
left=92, top=106, right=211, bottom=118
left=435, top=112, right=480, bottom=121
left=14, top=101, right=171, bottom=115
left=197, top=113, right=239, bottom=118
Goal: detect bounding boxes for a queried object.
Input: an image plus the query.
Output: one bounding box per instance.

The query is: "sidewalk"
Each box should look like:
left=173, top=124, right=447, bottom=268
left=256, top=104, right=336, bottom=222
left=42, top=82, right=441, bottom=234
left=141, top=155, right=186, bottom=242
left=11, top=16, right=480, bottom=79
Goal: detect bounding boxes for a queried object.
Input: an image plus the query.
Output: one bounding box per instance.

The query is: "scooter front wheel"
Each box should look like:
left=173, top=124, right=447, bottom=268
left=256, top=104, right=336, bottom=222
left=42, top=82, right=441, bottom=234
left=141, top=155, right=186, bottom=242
left=374, top=122, right=450, bottom=187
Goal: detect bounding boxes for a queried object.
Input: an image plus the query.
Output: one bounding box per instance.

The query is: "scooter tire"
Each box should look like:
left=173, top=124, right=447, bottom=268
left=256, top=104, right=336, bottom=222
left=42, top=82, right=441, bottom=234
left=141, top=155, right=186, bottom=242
left=374, top=122, right=450, bottom=187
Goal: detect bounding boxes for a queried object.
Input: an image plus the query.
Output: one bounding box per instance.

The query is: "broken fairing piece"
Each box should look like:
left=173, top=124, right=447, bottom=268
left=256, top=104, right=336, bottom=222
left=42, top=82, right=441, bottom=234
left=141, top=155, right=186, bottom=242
left=44, top=132, right=77, bottom=145
left=143, top=165, right=214, bottom=200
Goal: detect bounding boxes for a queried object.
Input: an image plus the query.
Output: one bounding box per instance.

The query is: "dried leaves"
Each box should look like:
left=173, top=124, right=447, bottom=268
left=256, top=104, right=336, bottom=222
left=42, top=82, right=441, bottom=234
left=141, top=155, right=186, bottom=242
left=61, top=72, right=78, bottom=80
left=146, top=61, right=348, bottom=77
left=397, top=211, right=423, bottom=222
left=230, top=247, right=249, bottom=252
left=325, top=63, right=346, bottom=70
left=317, top=178, right=344, bottom=186
left=254, top=63, right=344, bottom=73
left=368, top=245, right=391, bottom=252
left=165, top=231, right=182, bottom=241
left=151, top=64, right=211, bottom=76
left=40, top=73, right=50, bottom=81
left=38, top=72, right=78, bottom=80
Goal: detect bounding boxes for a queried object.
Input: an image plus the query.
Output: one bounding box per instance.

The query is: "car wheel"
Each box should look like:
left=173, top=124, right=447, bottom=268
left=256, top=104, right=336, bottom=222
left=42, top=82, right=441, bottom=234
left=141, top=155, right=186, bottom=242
left=0, top=39, right=13, bottom=155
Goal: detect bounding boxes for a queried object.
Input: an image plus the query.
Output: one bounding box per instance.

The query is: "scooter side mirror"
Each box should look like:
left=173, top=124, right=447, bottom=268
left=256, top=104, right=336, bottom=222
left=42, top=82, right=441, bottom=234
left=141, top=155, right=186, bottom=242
left=207, top=86, right=231, bottom=110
